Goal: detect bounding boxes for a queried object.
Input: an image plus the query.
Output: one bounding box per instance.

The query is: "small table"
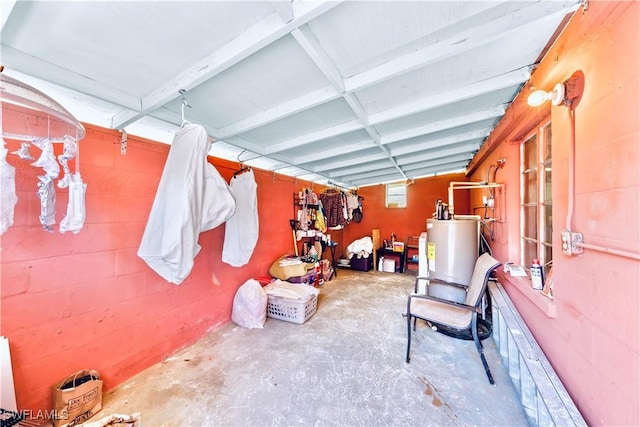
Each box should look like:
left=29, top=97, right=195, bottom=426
left=377, top=247, right=405, bottom=273
left=326, top=241, right=338, bottom=279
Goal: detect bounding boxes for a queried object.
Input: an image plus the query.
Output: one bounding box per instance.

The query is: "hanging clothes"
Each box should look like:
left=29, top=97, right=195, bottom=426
left=138, top=123, right=236, bottom=284
left=222, top=168, right=259, bottom=267
left=319, top=189, right=346, bottom=228
left=1, top=144, right=18, bottom=235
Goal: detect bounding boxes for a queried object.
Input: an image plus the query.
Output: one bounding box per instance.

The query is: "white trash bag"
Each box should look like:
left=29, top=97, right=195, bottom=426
left=231, top=279, right=267, bottom=329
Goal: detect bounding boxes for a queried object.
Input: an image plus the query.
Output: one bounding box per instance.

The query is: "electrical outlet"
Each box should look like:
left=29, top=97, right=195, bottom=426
left=561, top=230, right=584, bottom=255
left=561, top=230, right=572, bottom=255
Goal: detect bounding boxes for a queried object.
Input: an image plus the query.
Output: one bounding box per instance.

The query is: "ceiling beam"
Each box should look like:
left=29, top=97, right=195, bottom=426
left=369, top=67, right=530, bottom=126
left=390, top=128, right=491, bottom=157
left=270, top=1, right=294, bottom=23
left=401, top=153, right=474, bottom=172
left=1, top=46, right=141, bottom=111
left=0, top=0, right=18, bottom=33
left=294, top=139, right=375, bottom=165
left=396, top=141, right=481, bottom=166
left=326, top=160, right=392, bottom=178
left=379, top=105, right=505, bottom=145
left=291, top=25, right=344, bottom=91
left=348, top=172, right=406, bottom=187
left=111, top=0, right=343, bottom=129
left=264, top=119, right=362, bottom=154
left=217, top=85, right=340, bottom=138
left=342, top=92, right=407, bottom=181
left=343, top=0, right=578, bottom=93
left=313, top=151, right=388, bottom=172
left=406, top=161, right=470, bottom=179
left=263, top=71, right=524, bottom=156
left=338, top=166, right=403, bottom=182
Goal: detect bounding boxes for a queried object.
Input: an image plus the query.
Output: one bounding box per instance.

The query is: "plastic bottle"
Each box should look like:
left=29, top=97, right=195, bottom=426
left=530, top=259, right=543, bottom=290
left=308, top=245, right=318, bottom=261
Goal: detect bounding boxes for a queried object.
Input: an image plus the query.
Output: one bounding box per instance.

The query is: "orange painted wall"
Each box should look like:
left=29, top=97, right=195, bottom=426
left=0, top=118, right=307, bottom=412
left=468, top=2, right=639, bottom=425
left=342, top=173, right=470, bottom=256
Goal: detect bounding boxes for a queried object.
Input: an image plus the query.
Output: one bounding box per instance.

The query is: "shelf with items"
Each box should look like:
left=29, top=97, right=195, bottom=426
left=378, top=246, right=405, bottom=273
left=292, top=189, right=329, bottom=263
left=404, top=235, right=420, bottom=273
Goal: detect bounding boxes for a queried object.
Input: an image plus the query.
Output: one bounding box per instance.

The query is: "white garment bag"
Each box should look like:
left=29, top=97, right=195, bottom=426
left=0, top=145, right=18, bottom=235
left=222, top=169, right=259, bottom=267
left=138, top=124, right=236, bottom=284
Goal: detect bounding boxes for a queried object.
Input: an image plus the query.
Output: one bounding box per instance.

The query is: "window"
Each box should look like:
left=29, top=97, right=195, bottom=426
left=386, top=182, right=407, bottom=208
left=520, top=122, right=552, bottom=274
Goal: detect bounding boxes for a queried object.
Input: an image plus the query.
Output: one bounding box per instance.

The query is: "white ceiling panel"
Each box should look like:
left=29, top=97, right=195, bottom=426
left=372, top=87, right=517, bottom=137
left=238, top=98, right=358, bottom=146
left=2, top=1, right=273, bottom=97
left=308, top=1, right=499, bottom=78
left=1, top=0, right=581, bottom=187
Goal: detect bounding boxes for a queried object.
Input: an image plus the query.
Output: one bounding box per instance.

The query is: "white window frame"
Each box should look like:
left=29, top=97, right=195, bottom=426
left=386, top=182, right=407, bottom=208
left=520, top=120, right=552, bottom=273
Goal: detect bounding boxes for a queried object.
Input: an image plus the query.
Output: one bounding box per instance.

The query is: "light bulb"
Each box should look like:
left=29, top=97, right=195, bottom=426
left=527, top=89, right=551, bottom=107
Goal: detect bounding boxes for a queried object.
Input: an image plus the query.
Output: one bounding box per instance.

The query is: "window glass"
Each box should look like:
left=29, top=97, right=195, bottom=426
left=524, top=134, right=537, bottom=170
left=543, top=125, right=552, bottom=163
left=523, top=172, right=537, bottom=204
left=386, top=182, right=407, bottom=208
left=523, top=206, right=537, bottom=239
left=521, top=121, right=552, bottom=272
left=523, top=240, right=537, bottom=268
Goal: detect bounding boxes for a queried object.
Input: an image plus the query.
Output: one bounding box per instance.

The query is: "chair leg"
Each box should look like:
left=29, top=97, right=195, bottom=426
left=406, top=314, right=412, bottom=363
left=406, top=298, right=412, bottom=363
left=472, top=314, right=495, bottom=385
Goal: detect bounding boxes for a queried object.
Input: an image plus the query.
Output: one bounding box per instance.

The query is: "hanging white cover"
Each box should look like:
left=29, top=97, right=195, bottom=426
left=222, top=169, right=259, bottom=267
left=0, top=145, right=18, bottom=235
left=138, top=124, right=236, bottom=284
left=59, top=172, right=87, bottom=234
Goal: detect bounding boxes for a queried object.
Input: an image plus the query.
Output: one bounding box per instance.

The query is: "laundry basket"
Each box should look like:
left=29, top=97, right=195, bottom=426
left=266, top=293, right=317, bottom=324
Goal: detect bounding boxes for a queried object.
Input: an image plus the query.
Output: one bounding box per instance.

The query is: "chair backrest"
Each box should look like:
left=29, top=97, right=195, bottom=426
left=463, top=253, right=501, bottom=307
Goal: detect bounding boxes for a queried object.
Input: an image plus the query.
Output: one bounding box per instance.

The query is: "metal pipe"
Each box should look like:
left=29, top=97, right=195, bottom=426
left=448, top=182, right=503, bottom=215
left=576, top=242, right=640, bottom=261
left=566, top=106, right=576, bottom=231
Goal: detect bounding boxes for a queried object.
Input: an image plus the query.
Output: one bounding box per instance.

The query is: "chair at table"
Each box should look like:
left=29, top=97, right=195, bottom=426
left=405, top=252, right=501, bottom=384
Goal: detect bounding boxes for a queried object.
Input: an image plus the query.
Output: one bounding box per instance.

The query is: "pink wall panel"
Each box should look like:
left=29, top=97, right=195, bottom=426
left=0, top=123, right=306, bottom=413
left=469, top=2, right=639, bottom=425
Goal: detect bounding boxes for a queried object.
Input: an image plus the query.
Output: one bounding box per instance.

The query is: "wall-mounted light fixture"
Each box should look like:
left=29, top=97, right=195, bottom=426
left=527, top=71, right=585, bottom=108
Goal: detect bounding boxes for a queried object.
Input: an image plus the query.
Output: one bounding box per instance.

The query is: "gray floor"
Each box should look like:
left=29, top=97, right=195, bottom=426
left=100, top=269, right=528, bottom=426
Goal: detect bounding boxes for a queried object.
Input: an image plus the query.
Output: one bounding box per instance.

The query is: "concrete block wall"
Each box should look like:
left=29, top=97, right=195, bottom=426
left=469, top=2, right=640, bottom=425
left=0, top=117, right=299, bottom=413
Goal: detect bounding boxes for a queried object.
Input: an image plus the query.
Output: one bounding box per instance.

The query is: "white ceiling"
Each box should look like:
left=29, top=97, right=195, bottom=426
left=0, top=0, right=580, bottom=187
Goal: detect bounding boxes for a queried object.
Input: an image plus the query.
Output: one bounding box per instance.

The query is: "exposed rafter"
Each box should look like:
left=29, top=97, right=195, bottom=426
left=111, top=1, right=343, bottom=129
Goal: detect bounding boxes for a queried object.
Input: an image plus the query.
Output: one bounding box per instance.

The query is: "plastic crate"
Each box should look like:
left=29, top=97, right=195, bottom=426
left=266, top=293, right=317, bottom=324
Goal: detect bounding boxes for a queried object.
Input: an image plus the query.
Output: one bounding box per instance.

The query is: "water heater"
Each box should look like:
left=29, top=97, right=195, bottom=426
left=426, top=216, right=480, bottom=303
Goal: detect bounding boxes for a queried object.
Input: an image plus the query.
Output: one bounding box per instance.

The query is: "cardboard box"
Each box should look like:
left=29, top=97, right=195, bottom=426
left=393, top=242, right=405, bottom=252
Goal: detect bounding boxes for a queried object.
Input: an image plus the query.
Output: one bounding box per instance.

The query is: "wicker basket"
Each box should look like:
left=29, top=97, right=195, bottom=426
left=266, top=293, right=317, bottom=324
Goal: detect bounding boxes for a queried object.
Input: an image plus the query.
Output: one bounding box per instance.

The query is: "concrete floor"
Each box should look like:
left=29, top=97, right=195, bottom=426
left=99, top=269, right=528, bottom=426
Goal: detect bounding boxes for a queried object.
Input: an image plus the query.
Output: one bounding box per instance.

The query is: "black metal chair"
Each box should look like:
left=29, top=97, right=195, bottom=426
left=405, top=253, right=501, bottom=384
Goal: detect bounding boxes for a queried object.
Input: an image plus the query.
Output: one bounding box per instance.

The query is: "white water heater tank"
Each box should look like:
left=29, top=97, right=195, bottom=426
left=426, top=216, right=480, bottom=303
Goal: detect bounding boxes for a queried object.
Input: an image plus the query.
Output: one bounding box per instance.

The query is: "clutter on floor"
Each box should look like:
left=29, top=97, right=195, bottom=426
left=77, top=412, right=140, bottom=427
left=264, top=280, right=319, bottom=324
left=52, top=369, right=103, bottom=427
left=231, top=279, right=268, bottom=329
left=345, top=236, right=374, bottom=271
